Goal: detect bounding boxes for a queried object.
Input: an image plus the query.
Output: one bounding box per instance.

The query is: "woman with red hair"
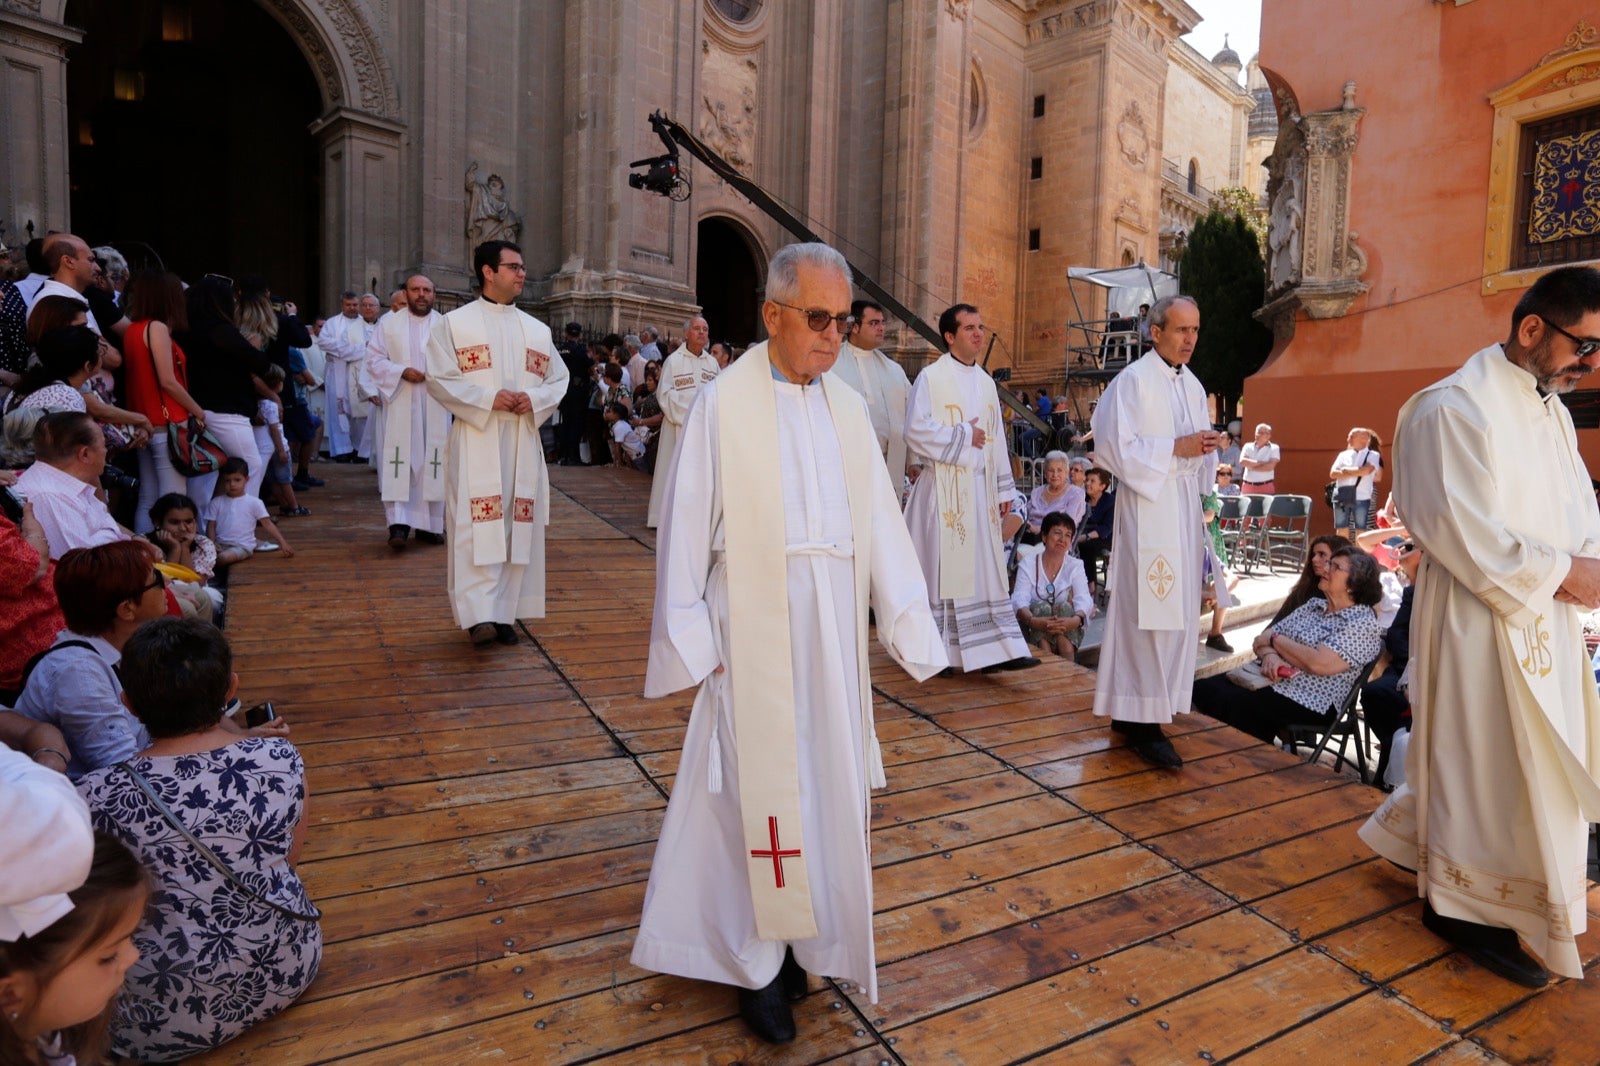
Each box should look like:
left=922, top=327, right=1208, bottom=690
left=8, top=541, right=167, bottom=779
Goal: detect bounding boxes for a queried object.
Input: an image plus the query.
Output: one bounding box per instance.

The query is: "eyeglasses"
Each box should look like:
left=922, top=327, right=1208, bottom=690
left=202, top=272, right=234, bottom=289
left=771, top=301, right=854, bottom=334
left=496, top=262, right=528, bottom=273
left=140, top=570, right=166, bottom=595
left=1544, top=318, right=1600, bottom=359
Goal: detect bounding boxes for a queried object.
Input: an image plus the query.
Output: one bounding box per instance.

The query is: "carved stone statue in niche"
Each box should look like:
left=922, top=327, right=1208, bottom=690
left=1267, top=151, right=1304, bottom=293
left=465, top=161, right=523, bottom=245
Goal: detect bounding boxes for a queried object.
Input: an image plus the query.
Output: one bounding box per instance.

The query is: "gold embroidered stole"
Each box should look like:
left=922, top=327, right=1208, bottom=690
left=925, top=355, right=1004, bottom=600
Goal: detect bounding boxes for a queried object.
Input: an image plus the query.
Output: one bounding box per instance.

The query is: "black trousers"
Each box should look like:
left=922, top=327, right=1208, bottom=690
left=556, top=402, right=586, bottom=462
left=1191, top=673, right=1333, bottom=743
left=1360, top=669, right=1409, bottom=781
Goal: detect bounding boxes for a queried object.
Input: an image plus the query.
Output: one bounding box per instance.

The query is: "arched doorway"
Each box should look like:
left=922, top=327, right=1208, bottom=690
left=696, top=217, right=762, bottom=348
left=64, top=0, right=322, bottom=308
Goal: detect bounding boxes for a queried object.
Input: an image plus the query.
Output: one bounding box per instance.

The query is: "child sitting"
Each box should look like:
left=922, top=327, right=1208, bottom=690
left=255, top=366, right=308, bottom=518
left=147, top=492, right=223, bottom=614
left=603, top=401, right=647, bottom=471
left=204, top=458, right=294, bottom=565
left=0, top=826, right=151, bottom=1066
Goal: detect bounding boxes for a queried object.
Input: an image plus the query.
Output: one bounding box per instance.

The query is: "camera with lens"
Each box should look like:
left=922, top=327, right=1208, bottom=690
left=100, top=466, right=138, bottom=494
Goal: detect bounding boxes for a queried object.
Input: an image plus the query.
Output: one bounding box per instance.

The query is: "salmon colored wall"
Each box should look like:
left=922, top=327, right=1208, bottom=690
left=1248, top=2, right=1599, bottom=526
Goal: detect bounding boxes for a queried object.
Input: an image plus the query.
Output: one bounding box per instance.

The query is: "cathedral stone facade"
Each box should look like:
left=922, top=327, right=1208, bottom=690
left=0, top=0, right=1253, bottom=390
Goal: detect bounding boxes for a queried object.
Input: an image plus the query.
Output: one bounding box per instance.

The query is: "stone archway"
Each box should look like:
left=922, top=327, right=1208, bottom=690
left=0, top=0, right=402, bottom=309
left=696, top=216, right=765, bottom=348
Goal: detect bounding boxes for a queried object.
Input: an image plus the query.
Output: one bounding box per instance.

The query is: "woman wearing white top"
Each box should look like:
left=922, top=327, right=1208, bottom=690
left=1011, top=511, right=1093, bottom=661
left=1026, top=450, right=1086, bottom=534
left=1329, top=426, right=1382, bottom=538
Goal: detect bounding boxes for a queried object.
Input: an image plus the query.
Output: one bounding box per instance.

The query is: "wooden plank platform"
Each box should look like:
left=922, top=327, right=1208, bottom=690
left=192, top=462, right=1600, bottom=1065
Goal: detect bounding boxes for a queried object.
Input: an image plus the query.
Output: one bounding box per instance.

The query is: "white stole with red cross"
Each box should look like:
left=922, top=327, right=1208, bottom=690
left=717, top=342, right=878, bottom=941
left=445, top=300, right=552, bottom=567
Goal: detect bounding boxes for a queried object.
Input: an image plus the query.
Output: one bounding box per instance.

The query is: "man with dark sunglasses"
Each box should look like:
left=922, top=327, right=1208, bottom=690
left=1361, top=265, right=1600, bottom=990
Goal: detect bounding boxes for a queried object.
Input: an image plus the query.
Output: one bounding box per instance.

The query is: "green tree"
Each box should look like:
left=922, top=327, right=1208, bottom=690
left=1210, top=185, right=1266, bottom=255
left=1180, top=207, right=1273, bottom=424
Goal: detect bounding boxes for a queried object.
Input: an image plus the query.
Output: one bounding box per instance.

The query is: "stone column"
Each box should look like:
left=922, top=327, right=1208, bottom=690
left=312, top=107, right=405, bottom=304
left=414, top=0, right=469, bottom=290
left=0, top=7, right=80, bottom=241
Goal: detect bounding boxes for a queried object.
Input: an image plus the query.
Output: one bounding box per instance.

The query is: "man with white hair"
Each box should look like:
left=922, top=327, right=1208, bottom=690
left=1239, top=422, right=1279, bottom=494
left=349, top=293, right=384, bottom=461
left=639, top=325, right=662, bottom=363
left=1090, top=295, right=1220, bottom=768
left=646, top=314, right=717, bottom=528
left=624, top=334, right=648, bottom=392
left=633, top=241, right=944, bottom=1044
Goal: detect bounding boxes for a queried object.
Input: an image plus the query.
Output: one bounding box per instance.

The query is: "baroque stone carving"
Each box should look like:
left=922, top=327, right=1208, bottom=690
left=1540, top=19, right=1599, bottom=67
left=256, top=0, right=400, bottom=119
left=1029, top=1, right=1113, bottom=42
left=1116, top=101, right=1150, bottom=168
left=0, top=0, right=44, bottom=13
left=1257, top=102, right=1369, bottom=326
left=945, top=0, right=972, bottom=19
left=464, top=161, right=523, bottom=244
left=699, top=46, right=759, bottom=173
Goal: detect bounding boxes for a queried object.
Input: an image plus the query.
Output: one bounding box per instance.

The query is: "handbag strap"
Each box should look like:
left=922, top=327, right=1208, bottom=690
left=146, top=323, right=176, bottom=425
left=116, top=761, right=321, bottom=922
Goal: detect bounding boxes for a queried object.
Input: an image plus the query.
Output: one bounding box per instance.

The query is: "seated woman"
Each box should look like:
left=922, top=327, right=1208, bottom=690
left=1267, top=534, right=1352, bottom=626
left=1012, top=512, right=1092, bottom=661
left=1076, top=466, right=1115, bottom=582
left=12, top=309, right=150, bottom=441
left=11, top=542, right=167, bottom=778
left=75, top=617, right=319, bottom=1062
left=1191, top=547, right=1385, bottom=744
left=1027, top=450, right=1086, bottom=535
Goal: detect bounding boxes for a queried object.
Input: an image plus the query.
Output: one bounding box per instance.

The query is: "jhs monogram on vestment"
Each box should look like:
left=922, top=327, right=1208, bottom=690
left=1517, top=614, right=1554, bottom=678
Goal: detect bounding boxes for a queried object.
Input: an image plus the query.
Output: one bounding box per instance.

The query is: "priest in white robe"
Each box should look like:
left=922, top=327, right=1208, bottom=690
left=317, top=292, right=362, bottom=460
left=1360, top=267, right=1600, bottom=988
left=831, top=299, right=911, bottom=492
left=350, top=293, right=382, bottom=462
left=423, top=240, right=568, bottom=648
left=633, top=243, right=945, bottom=1045
left=903, top=303, right=1037, bottom=673
left=1090, top=296, right=1220, bottom=769
left=645, top=315, right=717, bottom=528
left=365, top=274, right=448, bottom=549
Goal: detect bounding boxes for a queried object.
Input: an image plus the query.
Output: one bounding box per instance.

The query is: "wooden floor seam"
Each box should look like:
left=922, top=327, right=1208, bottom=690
left=189, top=463, right=1600, bottom=1066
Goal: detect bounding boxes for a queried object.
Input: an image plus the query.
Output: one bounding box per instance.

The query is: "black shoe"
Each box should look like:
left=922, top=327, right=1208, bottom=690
left=1131, top=736, right=1184, bottom=768
left=388, top=524, right=410, bottom=550
left=737, top=974, right=796, bottom=1044
left=469, top=622, right=497, bottom=647
left=1422, top=902, right=1549, bottom=988
left=1205, top=633, right=1234, bottom=653
left=494, top=623, right=519, bottom=645
left=779, top=947, right=807, bottom=1002
left=1111, top=721, right=1183, bottom=768
left=299, top=474, right=327, bottom=487
left=982, top=655, right=1042, bottom=674
left=414, top=531, right=445, bottom=545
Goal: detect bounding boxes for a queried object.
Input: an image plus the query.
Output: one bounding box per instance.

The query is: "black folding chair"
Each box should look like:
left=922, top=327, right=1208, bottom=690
left=1285, top=654, right=1385, bottom=784
left=1261, top=494, right=1313, bottom=574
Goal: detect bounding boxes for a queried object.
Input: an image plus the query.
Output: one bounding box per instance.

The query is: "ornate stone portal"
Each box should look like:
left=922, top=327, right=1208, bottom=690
left=1258, top=83, right=1368, bottom=334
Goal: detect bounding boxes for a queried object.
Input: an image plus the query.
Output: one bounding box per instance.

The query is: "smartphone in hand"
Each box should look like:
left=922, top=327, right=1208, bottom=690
left=243, top=701, right=277, bottom=728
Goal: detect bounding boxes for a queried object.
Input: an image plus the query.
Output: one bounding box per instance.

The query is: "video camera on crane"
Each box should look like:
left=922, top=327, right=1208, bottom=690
left=626, top=111, right=692, bottom=201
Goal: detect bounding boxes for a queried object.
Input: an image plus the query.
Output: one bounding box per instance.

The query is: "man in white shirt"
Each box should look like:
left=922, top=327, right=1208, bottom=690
left=13, top=411, right=130, bottom=559
left=639, top=325, right=662, bottom=363
left=624, top=334, right=648, bottom=392
left=1329, top=426, right=1382, bottom=537
left=1238, top=422, right=1280, bottom=494
left=24, top=234, right=128, bottom=340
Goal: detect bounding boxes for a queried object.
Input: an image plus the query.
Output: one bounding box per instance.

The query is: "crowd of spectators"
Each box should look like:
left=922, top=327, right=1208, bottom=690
left=0, top=235, right=321, bottom=1062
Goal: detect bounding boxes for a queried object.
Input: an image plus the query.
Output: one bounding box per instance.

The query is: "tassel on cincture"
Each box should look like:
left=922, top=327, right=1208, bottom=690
left=707, top=723, right=724, bottom=794
left=868, top=733, right=887, bottom=790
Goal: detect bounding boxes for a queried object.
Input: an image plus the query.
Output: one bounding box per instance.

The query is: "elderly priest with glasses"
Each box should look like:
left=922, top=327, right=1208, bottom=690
left=631, top=242, right=946, bottom=1045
